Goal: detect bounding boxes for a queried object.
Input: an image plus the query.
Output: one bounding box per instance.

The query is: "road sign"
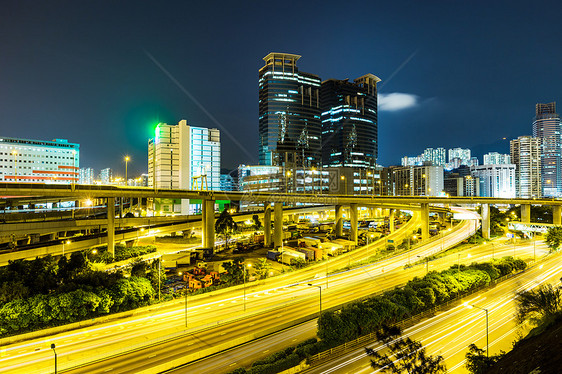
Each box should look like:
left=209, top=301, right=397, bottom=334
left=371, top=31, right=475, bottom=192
left=506, top=233, right=514, bottom=238
left=387, top=239, right=394, bottom=243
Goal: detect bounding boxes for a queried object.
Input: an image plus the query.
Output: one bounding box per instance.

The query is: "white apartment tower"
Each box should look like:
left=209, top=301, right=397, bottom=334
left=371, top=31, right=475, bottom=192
left=510, top=136, right=541, bottom=198
left=148, top=120, right=220, bottom=214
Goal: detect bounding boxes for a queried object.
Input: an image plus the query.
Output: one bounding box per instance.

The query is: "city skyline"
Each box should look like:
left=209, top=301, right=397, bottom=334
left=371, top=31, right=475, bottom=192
left=1, top=1, right=561, bottom=175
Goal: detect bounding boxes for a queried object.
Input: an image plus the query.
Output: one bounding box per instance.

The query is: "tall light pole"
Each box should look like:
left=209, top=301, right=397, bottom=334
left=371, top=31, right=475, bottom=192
left=125, top=155, right=130, bottom=185
left=178, top=271, right=188, bottom=328
left=243, top=263, right=252, bottom=311
left=50, top=343, right=57, bottom=374
left=62, top=240, right=70, bottom=256
left=308, top=284, right=322, bottom=316
left=11, top=150, right=17, bottom=182
left=340, top=175, right=347, bottom=195
left=465, top=303, right=489, bottom=358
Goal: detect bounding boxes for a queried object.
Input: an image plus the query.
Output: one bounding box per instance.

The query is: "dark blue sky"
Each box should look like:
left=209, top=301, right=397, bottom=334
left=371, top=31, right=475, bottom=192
left=1, top=1, right=561, bottom=177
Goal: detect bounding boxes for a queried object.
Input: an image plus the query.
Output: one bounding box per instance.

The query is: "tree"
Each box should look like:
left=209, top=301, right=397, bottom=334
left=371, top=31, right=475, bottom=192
left=253, top=258, right=272, bottom=279
left=365, top=325, right=446, bottom=374
left=215, top=209, right=238, bottom=250
left=465, top=343, right=504, bottom=374
left=515, top=283, right=562, bottom=325
left=221, top=258, right=245, bottom=284
left=544, top=226, right=562, bottom=252
left=252, top=214, right=262, bottom=231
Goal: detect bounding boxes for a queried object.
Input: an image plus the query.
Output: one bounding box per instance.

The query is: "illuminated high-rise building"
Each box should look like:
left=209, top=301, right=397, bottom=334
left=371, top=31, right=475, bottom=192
left=483, top=152, right=510, bottom=165
left=532, top=102, right=561, bottom=197
left=510, top=136, right=541, bottom=198
left=423, top=147, right=446, bottom=166
left=320, top=75, right=380, bottom=168
left=448, top=148, right=471, bottom=165
left=258, top=53, right=321, bottom=167
left=148, top=120, right=220, bottom=214
left=0, top=137, right=79, bottom=184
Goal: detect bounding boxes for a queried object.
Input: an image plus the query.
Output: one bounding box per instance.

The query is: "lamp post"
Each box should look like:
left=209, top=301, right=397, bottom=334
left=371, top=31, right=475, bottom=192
left=124, top=156, right=130, bottom=185
left=11, top=150, right=17, bottom=182
left=340, top=175, right=347, bottom=195
left=243, top=263, right=252, bottom=311
left=465, top=303, right=489, bottom=358
left=178, top=271, right=188, bottom=328
left=417, top=255, right=429, bottom=274
left=50, top=343, right=57, bottom=374
left=62, top=240, right=71, bottom=256
left=308, top=284, right=322, bottom=316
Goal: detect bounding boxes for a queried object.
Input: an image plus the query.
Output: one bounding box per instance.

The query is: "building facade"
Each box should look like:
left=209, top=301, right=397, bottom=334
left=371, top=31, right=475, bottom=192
left=99, top=168, right=113, bottom=184
left=392, top=165, right=444, bottom=196
left=532, top=102, right=561, bottom=197
left=470, top=164, right=516, bottom=198
left=510, top=136, right=541, bottom=198
left=258, top=53, right=322, bottom=167
left=423, top=147, right=447, bottom=166
left=148, top=120, right=220, bottom=214
left=320, top=75, right=380, bottom=169
left=483, top=152, right=511, bottom=165
left=79, top=167, right=95, bottom=184
left=0, top=137, right=79, bottom=184
left=448, top=148, right=471, bottom=166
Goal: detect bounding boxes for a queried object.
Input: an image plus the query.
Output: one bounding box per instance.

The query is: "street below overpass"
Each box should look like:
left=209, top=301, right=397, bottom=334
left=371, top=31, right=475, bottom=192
left=0, top=210, right=479, bottom=374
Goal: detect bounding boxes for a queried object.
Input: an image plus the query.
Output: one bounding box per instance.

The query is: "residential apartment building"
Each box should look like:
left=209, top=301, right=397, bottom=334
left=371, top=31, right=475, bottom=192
left=392, top=165, right=444, bottom=196
left=470, top=164, right=516, bottom=198
left=510, top=136, right=541, bottom=198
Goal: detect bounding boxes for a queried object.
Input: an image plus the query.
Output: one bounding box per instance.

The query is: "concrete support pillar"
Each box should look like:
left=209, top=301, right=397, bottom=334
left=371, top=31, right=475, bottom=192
left=370, top=207, right=375, bottom=218
left=119, top=197, right=123, bottom=218
left=389, top=209, right=396, bottom=233
left=264, top=203, right=272, bottom=247
left=553, top=205, right=562, bottom=226
left=335, top=205, right=343, bottom=237
left=274, top=203, right=283, bottom=249
left=350, top=203, right=358, bottom=244
left=107, top=197, right=115, bottom=258
left=481, top=203, right=490, bottom=239
left=521, top=204, right=531, bottom=223
left=421, top=203, right=430, bottom=241
left=203, top=200, right=215, bottom=249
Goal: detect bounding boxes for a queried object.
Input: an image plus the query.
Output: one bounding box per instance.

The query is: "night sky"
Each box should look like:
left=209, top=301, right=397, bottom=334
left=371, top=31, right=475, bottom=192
left=1, top=1, right=561, bottom=178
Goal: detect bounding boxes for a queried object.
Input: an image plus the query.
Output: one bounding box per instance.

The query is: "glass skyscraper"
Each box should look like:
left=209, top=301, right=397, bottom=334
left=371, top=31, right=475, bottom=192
left=320, top=75, right=380, bottom=168
left=532, top=102, right=561, bottom=197
left=258, top=53, right=321, bottom=167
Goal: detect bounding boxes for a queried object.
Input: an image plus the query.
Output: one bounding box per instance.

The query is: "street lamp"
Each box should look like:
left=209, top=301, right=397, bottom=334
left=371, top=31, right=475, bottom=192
left=178, top=271, right=188, bottom=327
left=50, top=343, right=57, bottom=374
left=417, top=255, right=429, bottom=274
left=124, top=156, right=130, bottom=185
left=464, top=303, right=489, bottom=358
left=308, top=284, right=322, bottom=316
left=243, top=263, right=252, bottom=311
left=62, top=240, right=71, bottom=256
left=340, top=175, right=347, bottom=195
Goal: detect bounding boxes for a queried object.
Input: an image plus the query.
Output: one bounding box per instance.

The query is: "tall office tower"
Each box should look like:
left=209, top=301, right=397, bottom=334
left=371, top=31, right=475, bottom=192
left=258, top=53, right=322, bottom=167
left=483, top=152, right=511, bottom=165
left=470, top=164, right=516, bottom=198
left=532, top=102, right=561, bottom=197
left=448, top=148, right=471, bottom=165
left=510, top=136, right=541, bottom=198
left=423, top=147, right=446, bottom=166
left=0, top=137, right=79, bottom=184
left=320, top=75, right=380, bottom=169
left=79, top=167, right=95, bottom=184
left=148, top=120, right=220, bottom=214
left=99, top=168, right=113, bottom=184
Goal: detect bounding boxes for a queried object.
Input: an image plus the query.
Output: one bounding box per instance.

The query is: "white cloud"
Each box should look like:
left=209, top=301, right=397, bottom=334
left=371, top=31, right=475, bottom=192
left=378, top=93, right=419, bottom=111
